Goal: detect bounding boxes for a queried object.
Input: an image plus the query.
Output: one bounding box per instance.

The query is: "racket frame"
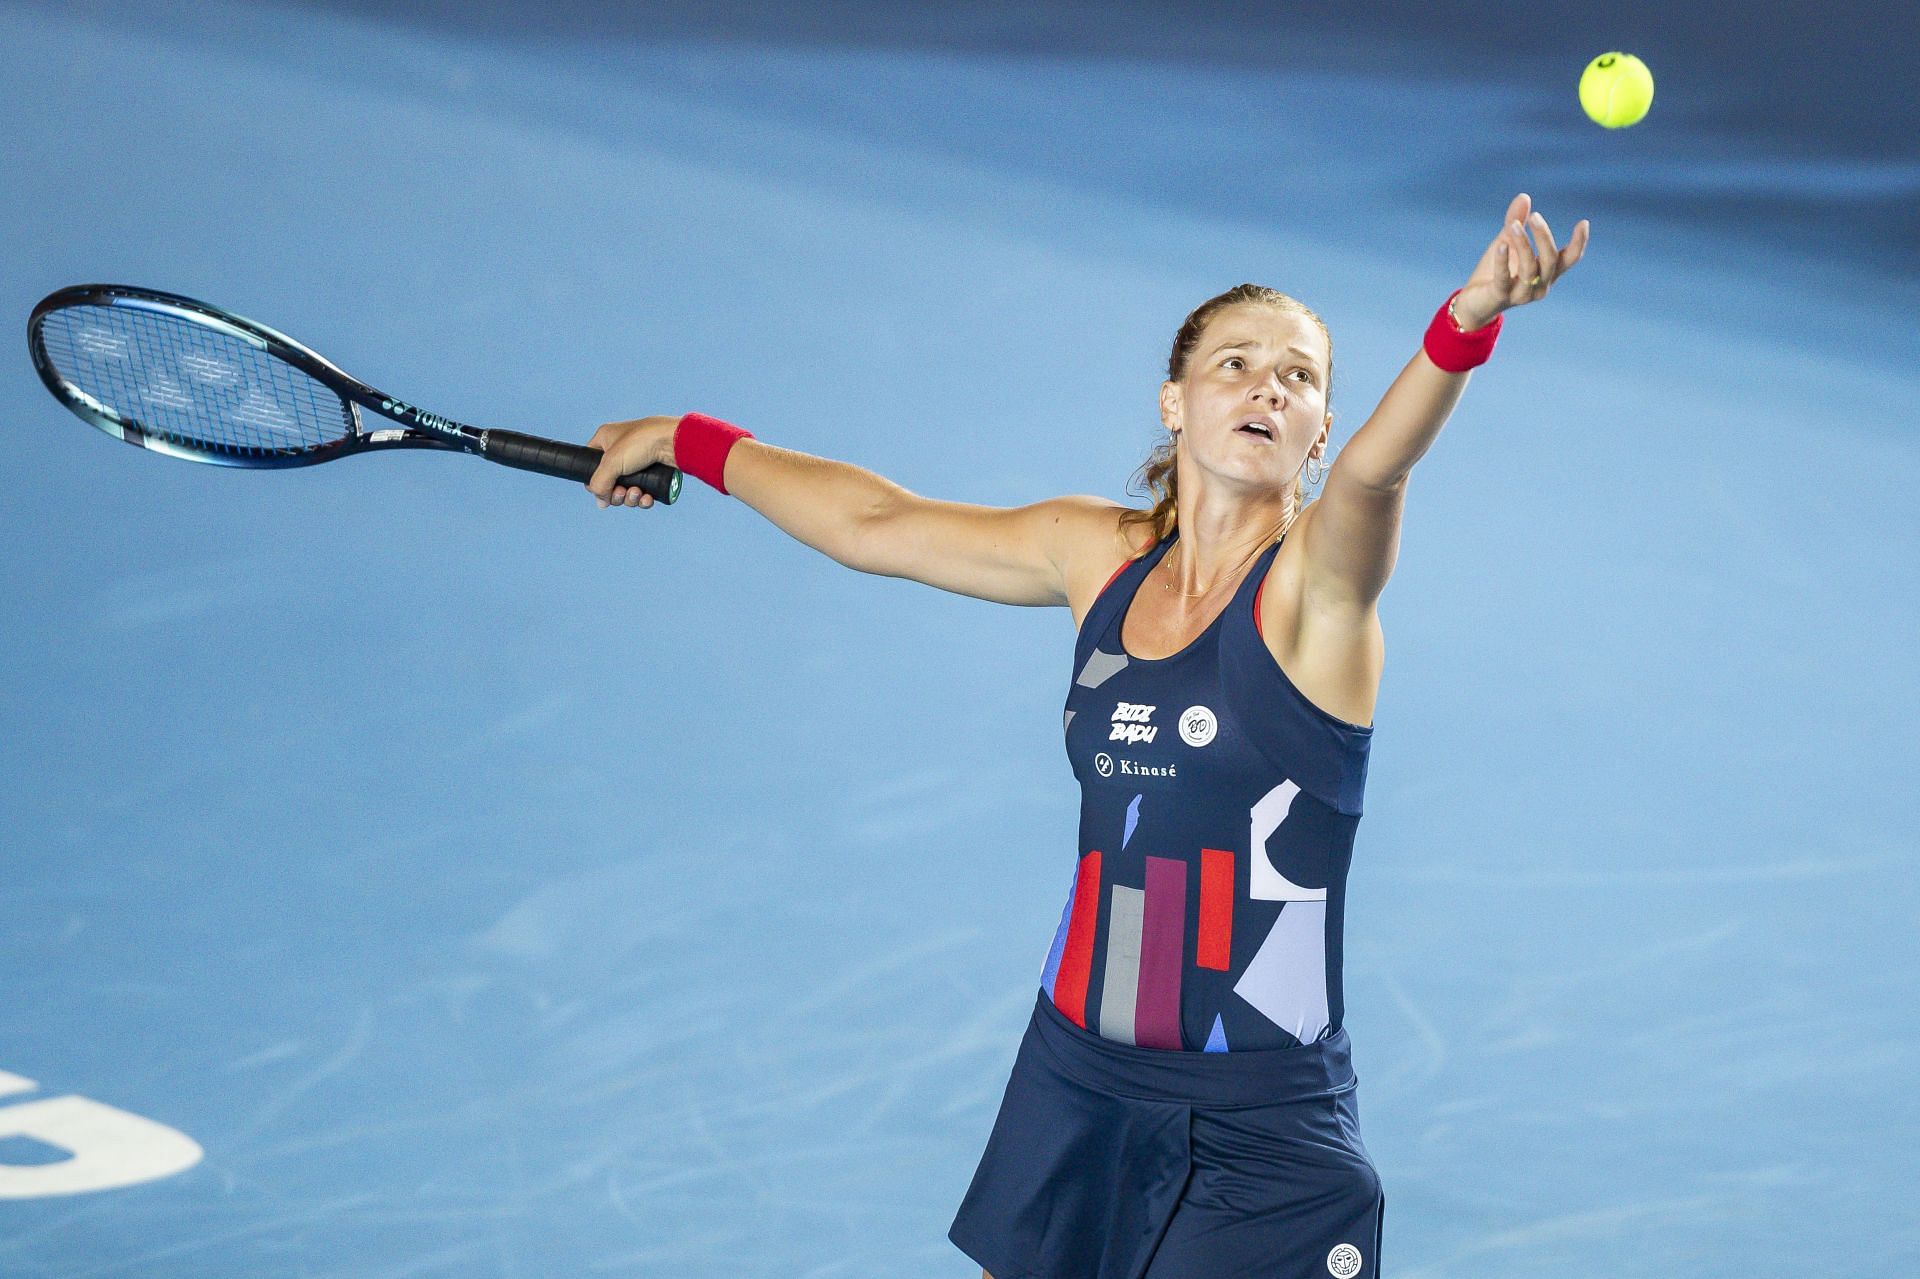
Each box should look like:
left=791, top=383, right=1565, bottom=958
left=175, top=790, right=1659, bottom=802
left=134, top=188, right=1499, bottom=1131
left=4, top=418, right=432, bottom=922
left=28, top=283, right=680, bottom=500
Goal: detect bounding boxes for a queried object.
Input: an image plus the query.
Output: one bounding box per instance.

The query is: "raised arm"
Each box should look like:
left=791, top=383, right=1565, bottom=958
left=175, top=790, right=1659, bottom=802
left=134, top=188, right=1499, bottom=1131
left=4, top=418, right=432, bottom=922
left=1300, top=193, right=1589, bottom=614
left=583, top=414, right=1117, bottom=607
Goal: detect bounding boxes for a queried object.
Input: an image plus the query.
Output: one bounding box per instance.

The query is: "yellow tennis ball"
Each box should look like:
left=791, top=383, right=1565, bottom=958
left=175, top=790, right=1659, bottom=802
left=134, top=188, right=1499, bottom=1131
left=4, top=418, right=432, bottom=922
left=1579, top=52, right=1654, bottom=128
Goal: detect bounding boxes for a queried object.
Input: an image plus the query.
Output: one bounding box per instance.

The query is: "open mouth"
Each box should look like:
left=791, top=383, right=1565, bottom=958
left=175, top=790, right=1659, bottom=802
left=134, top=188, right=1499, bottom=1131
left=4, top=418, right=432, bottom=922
left=1235, top=421, right=1274, bottom=440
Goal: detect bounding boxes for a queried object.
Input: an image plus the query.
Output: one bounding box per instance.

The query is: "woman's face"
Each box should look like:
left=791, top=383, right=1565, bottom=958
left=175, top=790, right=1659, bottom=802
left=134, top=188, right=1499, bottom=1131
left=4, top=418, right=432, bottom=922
left=1160, top=302, right=1331, bottom=490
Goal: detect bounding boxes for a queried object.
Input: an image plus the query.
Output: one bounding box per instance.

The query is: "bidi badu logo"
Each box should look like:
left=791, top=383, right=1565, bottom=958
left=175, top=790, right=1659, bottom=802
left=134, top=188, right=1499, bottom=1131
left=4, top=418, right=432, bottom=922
left=1109, top=702, right=1158, bottom=744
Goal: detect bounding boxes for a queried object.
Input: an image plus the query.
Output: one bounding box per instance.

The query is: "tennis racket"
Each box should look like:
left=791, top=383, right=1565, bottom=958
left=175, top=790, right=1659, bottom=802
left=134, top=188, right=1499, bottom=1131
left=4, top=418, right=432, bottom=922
left=27, top=283, right=681, bottom=502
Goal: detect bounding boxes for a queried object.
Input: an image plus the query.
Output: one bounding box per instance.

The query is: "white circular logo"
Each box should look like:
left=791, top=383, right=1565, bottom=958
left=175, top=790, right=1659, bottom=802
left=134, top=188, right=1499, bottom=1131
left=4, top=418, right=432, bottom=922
left=1178, top=705, right=1217, bottom=747
left=1094, top=752, right=1114, bottom=777
left=1326, top=1243, right=1363, bottom=1278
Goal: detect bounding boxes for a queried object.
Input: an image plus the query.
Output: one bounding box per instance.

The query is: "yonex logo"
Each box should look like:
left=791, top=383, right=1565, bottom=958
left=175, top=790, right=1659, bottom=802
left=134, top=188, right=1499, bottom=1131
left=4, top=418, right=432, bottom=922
left=381, top=398, right=456, bottom=434
left=1178, top=705, right=1217, bottom=747
left=1327, top=1242, right=1363, bottom=1277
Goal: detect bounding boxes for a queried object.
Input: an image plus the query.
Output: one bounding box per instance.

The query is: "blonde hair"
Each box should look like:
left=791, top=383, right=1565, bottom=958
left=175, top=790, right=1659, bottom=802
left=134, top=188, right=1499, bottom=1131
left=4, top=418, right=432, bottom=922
left=1119, top=284, right=1335, bottom=549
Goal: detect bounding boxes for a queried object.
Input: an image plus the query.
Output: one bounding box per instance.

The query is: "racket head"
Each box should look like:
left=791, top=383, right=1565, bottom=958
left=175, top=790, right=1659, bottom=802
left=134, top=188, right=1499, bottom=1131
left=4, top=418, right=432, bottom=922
left=28, top=284, right=418, bottom=469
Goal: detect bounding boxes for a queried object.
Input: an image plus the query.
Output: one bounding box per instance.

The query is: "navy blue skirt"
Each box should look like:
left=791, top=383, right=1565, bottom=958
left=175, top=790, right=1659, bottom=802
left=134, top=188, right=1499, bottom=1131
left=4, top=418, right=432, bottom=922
left=949, top=989, right=1384, bottom=1279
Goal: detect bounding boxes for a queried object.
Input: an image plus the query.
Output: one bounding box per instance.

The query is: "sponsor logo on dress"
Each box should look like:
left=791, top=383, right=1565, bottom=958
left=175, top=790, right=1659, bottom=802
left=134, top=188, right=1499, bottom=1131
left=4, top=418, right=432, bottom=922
left=1178, top=704, right=1217, bottom=747
left=1091, top=751, right=1176, bottom=780
left=1327, top=1242, right=1363, bottom=1277
left=1108, top=701, right=1157, bottom=744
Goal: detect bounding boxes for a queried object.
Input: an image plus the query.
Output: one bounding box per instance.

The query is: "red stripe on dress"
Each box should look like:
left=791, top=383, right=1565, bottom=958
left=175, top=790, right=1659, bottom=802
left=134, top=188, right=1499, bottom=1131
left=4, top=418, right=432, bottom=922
left=1135, top=856, right=1188, bottom=1049
left=1052, top=849, right=1102, bottom=1028
left=1098, top=558, right=1131, bottom=599
left=1197, top=847, right=1234, bottom=971
left=1252, top=577, right=1266, bottom=640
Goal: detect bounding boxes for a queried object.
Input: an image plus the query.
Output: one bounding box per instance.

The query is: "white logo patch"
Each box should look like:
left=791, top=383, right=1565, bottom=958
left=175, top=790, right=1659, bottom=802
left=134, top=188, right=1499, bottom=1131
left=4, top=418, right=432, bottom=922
left=1327, top=1242, right=1363, bottom=1277
left=1094, top=752, right=1115, bottom=777
left=1178, top=705, right=1217, bottom=747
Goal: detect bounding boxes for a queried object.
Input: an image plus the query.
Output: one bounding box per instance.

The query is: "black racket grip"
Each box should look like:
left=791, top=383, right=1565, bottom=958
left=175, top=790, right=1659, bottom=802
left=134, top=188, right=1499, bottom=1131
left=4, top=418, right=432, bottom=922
left=483, top=430, right=681, bottom=504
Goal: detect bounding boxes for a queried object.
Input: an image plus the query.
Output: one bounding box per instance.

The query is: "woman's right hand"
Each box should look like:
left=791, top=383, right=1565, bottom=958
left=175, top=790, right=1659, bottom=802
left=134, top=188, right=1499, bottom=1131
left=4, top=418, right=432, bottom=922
left=585, top=415, right=680, bottom=509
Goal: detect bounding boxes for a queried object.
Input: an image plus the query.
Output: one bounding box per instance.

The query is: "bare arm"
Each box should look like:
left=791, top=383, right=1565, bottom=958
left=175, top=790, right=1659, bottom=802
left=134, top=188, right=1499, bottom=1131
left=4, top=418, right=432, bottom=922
left=1302, top=194, right=1589, bottom=613
left=1295, top=351, right=1450, bottom=614
left=584, top=416, right=1114, bottom=606
left=701, top=437, right=897, bottom=572
left=850, top=485, right=1123, bottom=606
left=717, top=439, right=1117, bottom=606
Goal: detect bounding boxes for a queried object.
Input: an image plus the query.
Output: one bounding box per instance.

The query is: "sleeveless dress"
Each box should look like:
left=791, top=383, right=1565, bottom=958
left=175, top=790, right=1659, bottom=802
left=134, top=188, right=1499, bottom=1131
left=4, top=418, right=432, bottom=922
left=1043, top=524, right=1373, bottom=1052
left=950, top=527, right=1386, bottom=1279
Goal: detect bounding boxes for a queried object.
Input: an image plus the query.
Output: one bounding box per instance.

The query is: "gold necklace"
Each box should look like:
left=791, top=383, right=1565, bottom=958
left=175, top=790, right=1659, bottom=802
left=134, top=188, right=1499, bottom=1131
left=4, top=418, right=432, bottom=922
left=1157, top=534, right=1276, bottom=598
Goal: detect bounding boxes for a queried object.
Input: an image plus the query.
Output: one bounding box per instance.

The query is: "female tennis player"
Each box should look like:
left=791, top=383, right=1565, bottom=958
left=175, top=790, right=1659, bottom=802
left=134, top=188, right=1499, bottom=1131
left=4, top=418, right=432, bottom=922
left=584, top=191, right=1588, bottom=1278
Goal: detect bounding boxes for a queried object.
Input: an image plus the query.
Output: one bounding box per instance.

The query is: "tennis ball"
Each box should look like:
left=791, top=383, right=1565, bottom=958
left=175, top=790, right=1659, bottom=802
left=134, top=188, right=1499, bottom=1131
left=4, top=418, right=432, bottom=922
left=1579, top=52, right=1654, bottom=128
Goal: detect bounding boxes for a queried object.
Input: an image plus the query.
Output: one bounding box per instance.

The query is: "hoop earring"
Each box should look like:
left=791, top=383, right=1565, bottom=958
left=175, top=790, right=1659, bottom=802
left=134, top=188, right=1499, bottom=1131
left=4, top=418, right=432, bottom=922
left=1304, top=452, right=1327, bottom=488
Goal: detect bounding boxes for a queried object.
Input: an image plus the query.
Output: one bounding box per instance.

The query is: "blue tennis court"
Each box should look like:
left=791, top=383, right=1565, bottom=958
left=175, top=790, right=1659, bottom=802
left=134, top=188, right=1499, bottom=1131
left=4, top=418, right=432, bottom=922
left=3, top=2, right=1915, bottom=1275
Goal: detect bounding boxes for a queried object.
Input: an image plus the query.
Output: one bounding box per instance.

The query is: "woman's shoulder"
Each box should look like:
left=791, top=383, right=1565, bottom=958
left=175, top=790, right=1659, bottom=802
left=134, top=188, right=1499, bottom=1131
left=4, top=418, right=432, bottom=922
left=1056, top=497, right=1159, bottom=565
left=1050, top=498, right=1158, bottom=627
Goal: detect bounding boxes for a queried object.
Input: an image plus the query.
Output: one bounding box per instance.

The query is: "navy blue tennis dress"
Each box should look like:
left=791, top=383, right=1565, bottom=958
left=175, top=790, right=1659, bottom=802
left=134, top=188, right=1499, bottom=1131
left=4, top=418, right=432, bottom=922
left=949, top=526, right=1384, bottom=1279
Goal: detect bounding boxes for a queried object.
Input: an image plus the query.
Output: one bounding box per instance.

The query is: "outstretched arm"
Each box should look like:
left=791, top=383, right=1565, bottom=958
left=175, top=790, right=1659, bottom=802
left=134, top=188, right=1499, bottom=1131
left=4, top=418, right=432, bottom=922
left=586, top=418, right=897, bottom=570
left=583, top=414, right=1114, bottom=606
left=1299, top=193, right=1590, bottom=613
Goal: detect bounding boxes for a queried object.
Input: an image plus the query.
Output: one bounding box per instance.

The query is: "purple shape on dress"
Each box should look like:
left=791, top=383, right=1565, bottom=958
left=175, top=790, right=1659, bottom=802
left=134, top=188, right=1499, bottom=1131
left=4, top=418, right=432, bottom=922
left=1135, top=856, right=1187, bottom=1049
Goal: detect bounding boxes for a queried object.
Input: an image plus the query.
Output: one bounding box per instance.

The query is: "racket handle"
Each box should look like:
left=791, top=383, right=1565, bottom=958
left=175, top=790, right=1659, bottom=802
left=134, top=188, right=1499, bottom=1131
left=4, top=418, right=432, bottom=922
left=483, top=430, right=682, bottom=504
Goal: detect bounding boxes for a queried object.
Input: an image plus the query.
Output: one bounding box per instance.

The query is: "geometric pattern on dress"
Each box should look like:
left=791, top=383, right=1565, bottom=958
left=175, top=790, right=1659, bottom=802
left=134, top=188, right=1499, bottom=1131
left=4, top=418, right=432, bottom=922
left=1237, top=777, right=1331, bottom=1041
left=1247, top=777, right=1324, bottom=903
left=1097, top=884, right=1145, bottom=1044
left=1233, top=899, right=1330, bottom=1043
left=1073, top=646, right=1128, bottom=689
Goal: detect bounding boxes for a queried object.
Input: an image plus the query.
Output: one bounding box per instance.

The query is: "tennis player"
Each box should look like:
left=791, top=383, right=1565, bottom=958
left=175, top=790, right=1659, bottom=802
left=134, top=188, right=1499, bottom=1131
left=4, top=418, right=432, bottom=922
left=585, top=192, right=1588, bottom=1278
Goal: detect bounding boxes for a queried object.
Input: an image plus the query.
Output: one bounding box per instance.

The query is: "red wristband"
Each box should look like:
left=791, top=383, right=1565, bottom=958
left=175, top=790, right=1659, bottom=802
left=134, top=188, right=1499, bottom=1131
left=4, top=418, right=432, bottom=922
left=1422, top=289, right=1503, bottom=373
left=674, top=412, right=754, bottom=495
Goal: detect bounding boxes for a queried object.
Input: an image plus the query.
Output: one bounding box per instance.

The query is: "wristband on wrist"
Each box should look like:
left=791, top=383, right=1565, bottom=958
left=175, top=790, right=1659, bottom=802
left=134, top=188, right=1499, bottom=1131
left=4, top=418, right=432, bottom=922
left=674, top=412, right=754, bottom=495
left=1422, top=288, right=1503, bottom=372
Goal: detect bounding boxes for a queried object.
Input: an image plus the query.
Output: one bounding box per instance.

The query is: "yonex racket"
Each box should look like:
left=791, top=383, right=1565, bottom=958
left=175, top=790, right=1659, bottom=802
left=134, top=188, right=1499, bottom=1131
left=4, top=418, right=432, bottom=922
left=28, top=283, right=681, bottom=502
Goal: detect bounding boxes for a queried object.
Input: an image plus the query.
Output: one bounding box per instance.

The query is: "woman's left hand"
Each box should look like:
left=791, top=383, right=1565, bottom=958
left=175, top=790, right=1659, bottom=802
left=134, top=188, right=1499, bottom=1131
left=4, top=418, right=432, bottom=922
left=1453, top=193, right=1590, bottom=331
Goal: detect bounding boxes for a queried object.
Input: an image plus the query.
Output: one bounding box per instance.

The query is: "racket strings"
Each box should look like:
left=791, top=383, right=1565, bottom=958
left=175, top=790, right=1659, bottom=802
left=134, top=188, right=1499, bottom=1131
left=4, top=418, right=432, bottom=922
left=36, top=304, right=353, bottom=459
